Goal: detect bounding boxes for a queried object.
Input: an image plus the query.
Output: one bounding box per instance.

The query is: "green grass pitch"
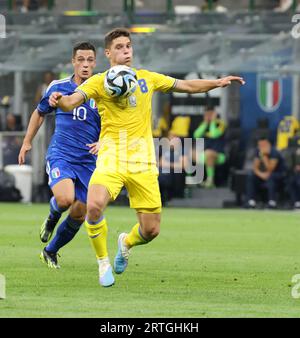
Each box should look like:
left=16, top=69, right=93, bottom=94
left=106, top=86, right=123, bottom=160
left=0, top=203, right=300, bottom=318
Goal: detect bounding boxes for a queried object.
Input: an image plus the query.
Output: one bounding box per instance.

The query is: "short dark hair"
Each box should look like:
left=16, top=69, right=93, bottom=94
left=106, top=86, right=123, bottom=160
left=104, top=28, right=131, bottom=48
left=73, top=41, right=96, bottom=57
left=258, top=135, right=270, bottom=143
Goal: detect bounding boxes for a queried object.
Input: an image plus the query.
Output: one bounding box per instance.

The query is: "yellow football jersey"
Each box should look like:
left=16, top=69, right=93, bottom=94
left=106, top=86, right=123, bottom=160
left=276, top=116, right=299, bottom=151
left=76, top=69, right=176, bottom=172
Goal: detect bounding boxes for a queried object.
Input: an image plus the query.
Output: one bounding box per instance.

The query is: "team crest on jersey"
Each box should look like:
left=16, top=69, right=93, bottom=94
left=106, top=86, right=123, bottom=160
left=128, top=95, right=137, bottom=107
left=89, top=99, right=96, bottom=109
left=51, top=167, right=60, bottom=179
left=257, top=74, right=282, bottom=112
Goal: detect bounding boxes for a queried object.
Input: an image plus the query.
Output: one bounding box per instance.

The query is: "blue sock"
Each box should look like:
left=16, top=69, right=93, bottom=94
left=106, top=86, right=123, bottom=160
left=46, top=215, right=82, bottom=253
left=49, top=196, right=68, bottom=222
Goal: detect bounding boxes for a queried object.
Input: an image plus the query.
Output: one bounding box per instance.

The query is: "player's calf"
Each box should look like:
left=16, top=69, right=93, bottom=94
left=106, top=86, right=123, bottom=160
left=85, top=216, right=114, bottom=286
left=141, top=226, right=160, bottom=242
left=137, top=212, right=161, bottom=242
left=40, top=196, right=70, bottom=243
left=40, top=217, right=58, bottom=243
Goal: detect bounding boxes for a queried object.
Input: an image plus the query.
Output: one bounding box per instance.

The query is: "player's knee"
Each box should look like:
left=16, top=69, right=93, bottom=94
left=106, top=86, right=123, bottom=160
left=56, top=196, right=73, bottom=210
left=69, top=207, right=86, bottom=223
left=87, top=201, right=103, bottom=222
left=140, top=214, right=161, bottom=241
left=143, top=225, right=160, bottom=241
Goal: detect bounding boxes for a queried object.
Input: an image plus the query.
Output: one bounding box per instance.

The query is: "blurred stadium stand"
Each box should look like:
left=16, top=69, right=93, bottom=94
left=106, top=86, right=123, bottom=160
left=0, top=1, right=282, bottom=12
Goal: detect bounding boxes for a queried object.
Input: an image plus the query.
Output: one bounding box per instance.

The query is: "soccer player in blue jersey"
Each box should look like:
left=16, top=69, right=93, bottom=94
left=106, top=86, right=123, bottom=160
left=18, top=42, right=102, bottom=273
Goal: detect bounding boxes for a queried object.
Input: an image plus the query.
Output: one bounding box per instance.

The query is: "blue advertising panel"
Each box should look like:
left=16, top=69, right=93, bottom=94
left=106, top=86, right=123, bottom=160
left=239, top=72, right=292, bottom=144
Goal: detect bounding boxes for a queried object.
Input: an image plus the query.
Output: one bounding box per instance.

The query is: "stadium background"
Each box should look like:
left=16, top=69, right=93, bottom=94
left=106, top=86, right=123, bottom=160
left=0, top=0, right=299, bottom=208
left=1, top=0, right=300, bottom=318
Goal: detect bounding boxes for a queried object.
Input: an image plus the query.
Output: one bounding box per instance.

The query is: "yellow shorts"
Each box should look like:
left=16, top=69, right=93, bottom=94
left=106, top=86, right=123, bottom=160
left=89, top=169, right=162, bottom=213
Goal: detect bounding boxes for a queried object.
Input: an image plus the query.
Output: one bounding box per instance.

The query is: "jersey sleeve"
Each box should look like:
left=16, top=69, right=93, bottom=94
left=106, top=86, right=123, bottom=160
left=36, top=81, right=57, bottom=115
left=149, top=71, right=177, bottom=93
left=75, top=73, right=103, bottom=101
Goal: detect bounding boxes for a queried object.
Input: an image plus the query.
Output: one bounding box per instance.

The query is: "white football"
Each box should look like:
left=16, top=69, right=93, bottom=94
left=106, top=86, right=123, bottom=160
left=104, top=65, right=138, bottom=98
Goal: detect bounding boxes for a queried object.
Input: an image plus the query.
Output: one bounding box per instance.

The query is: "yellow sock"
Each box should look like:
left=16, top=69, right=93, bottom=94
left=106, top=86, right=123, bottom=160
left=125, top=223, right=147, bottom=248
left=85, top=217, right=108, bottom=259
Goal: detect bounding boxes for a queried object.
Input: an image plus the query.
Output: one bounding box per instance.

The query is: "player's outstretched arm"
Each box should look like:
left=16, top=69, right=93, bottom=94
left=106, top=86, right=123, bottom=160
left=18, top=109, right=44, bottom=165
left=173, top=76, right=245, bottom=94
left=49, top=92, right=84, bottom=111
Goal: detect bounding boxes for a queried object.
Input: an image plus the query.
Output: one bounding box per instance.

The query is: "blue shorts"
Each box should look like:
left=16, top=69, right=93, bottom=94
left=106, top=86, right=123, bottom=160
left=46, top=158, right=95, bottom=204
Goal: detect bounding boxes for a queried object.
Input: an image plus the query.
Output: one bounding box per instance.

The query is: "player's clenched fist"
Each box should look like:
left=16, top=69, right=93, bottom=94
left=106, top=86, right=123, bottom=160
left=49, top=92, right=63, bottom=107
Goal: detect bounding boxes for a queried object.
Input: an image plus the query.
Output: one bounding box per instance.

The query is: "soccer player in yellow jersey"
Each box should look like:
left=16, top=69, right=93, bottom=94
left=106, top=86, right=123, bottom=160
left=49, top=28, right=245, bottom=287
left=276, top=115, right=299, bottom=151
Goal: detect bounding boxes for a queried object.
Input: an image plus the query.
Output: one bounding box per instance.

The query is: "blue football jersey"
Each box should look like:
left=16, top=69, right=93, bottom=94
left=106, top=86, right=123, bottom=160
left=37, top=76, right=100, bottom=164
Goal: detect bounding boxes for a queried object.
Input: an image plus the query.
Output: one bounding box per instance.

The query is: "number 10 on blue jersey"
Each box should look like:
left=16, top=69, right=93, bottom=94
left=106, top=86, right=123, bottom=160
left=73, top=106, right=87, bottom=121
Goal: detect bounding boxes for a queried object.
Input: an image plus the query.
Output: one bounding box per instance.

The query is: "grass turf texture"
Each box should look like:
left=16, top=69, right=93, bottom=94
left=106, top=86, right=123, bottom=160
left=0, top=203, right=299, bottom=318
